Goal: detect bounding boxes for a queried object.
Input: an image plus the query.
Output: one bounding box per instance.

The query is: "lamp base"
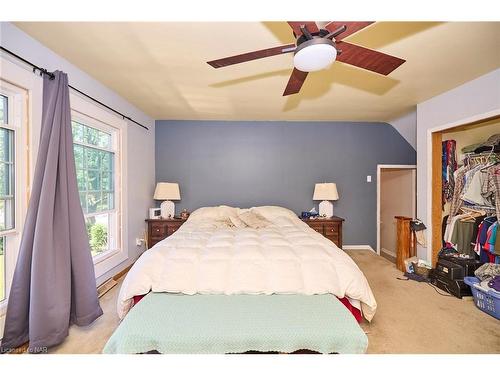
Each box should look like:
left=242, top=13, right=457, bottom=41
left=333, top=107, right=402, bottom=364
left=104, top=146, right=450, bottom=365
left=160, top=200, right=175, bottom=219
left=318, top=200, right=333, bottom=218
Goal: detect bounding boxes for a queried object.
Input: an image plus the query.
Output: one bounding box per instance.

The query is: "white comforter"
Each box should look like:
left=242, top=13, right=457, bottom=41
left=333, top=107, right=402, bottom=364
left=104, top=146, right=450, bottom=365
left=117, top=206, right=377, bottom=321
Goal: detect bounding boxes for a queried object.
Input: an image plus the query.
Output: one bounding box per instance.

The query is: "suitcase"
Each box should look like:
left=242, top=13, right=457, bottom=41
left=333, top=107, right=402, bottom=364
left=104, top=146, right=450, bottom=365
left=430, top=273, right=472, bottom=298
left=434, top=259, right=465, bottom=280
left=438, top=254, right=482, bottom=277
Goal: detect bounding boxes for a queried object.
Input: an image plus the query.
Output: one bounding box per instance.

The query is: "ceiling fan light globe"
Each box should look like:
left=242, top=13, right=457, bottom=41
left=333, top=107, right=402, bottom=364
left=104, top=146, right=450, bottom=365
left=293, top=43, right=337, bottom=72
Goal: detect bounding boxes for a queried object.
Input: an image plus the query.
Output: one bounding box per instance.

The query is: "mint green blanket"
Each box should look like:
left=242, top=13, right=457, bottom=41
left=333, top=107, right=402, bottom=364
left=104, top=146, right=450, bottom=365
left=103, top=293, right=368, bottom=354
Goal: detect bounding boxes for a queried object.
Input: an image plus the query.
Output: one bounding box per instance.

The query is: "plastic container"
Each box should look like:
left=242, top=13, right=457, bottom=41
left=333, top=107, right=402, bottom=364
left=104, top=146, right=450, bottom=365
left=464, top=277, right=500, bottom=320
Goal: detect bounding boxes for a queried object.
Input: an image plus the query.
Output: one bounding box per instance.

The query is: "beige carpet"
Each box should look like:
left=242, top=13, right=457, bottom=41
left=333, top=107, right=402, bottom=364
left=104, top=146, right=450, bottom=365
left=50, top=250, right=500, bottom=354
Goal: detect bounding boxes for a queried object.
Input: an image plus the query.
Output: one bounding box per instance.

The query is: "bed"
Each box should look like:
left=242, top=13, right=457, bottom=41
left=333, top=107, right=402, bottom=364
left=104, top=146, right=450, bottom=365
left=105, top=205, right=377, bottom=354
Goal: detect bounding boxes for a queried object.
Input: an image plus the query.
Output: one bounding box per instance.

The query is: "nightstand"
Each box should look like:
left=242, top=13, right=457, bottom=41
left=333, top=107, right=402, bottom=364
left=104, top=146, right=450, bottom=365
left=301, top=216, right=344, bottom=248
left=145, top=218, right=187, bottom=249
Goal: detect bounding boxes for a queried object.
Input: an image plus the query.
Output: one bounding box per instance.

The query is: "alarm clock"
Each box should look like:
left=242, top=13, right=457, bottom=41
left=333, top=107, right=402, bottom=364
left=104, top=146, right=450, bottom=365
left=149, top=207, right=161, bottom=219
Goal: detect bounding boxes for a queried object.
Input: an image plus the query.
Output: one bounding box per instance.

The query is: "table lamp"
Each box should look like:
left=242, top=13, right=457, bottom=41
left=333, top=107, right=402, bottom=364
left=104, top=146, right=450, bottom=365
left=154, top=182, right=181, bottom=219
left=313, top=183, right=339, bottom=218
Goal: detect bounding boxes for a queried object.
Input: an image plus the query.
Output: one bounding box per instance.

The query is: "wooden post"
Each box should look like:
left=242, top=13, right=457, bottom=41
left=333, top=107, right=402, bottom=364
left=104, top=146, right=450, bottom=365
left=395, top=216, right=416, bottom=272
left=431, top=131, right=443, bottom=267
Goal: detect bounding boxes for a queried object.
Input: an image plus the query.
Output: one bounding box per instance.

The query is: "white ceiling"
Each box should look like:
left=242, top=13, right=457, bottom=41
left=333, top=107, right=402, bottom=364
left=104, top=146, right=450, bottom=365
left=15, top=21, right=500, bottom=121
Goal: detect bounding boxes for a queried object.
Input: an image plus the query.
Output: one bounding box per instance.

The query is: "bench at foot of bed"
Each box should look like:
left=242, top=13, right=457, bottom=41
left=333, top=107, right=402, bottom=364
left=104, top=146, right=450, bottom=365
left=103, top=293, right=368, bottom=354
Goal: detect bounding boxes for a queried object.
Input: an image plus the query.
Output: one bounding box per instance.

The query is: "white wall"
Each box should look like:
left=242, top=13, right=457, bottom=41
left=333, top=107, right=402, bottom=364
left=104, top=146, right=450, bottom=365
left=388, top=110, right=417, bottom=150
left=416, top=68, right=500, bottom=260
left=0, top=22, right=156, bottom=284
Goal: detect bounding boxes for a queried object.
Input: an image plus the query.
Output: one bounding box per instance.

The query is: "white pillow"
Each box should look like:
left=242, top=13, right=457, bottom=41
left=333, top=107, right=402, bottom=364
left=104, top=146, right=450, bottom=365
left=189, top=205, right=239, bottom=221
left=229, top=215, right=247, bottom=228
left=238, top=211, right=271, bottom=229
left=251, top=206, right=298, bottom=221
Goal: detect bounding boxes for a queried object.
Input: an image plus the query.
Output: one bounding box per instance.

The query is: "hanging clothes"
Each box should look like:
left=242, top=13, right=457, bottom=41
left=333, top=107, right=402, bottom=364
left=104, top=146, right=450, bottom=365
left=450, top=220, right=475, bottom=256
left=473, top=216, right=499, bottom=263
left=481, top=164, right=500, bottom=219
left=442, top=140, right=458, bottom=208
left=447, top=166, right=469, bottom=224
left=442, top=134, right=500, bottom=262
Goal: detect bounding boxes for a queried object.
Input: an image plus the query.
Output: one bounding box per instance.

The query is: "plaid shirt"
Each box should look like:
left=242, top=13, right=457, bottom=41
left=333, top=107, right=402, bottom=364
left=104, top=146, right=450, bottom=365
left=481, top=164, right=500, bottom=219
left=447, top=166, right=469, bottom=224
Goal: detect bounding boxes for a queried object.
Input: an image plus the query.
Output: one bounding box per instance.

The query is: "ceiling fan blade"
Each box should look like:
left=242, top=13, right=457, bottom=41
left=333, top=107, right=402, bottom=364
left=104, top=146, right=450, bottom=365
left=287, top=21, right=320, bottom=36
left=283, top=68, right=309, bottom=96
left=207, top=44, right=296, bottom=68
left=336, top=41, right=405, bottom=75
left=324, top=22, right=374, bottom=40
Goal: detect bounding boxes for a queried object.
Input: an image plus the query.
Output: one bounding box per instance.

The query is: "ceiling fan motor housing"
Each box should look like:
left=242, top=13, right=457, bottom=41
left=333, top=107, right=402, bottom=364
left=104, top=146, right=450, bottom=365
left=295, top=28, right=331, bottom=45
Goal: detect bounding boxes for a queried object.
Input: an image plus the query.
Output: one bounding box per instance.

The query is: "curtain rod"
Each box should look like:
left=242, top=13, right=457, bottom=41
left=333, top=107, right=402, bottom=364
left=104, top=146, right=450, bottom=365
left=0, top=46, right=149, bottom=131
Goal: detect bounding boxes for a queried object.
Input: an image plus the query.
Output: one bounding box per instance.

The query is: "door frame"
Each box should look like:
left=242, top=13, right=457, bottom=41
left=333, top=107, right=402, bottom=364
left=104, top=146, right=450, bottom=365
left=376, top=164, right=417, bottom=255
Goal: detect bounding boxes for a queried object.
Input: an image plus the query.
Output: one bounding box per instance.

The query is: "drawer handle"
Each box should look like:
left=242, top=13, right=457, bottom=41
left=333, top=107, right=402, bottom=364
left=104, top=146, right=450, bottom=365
left=329, top=228, right=336, bottom=232
left=155, top=228, right=160, bottom=232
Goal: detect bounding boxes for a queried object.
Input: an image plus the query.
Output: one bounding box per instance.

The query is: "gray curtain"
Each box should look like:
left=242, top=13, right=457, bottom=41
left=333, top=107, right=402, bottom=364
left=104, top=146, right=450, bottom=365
left=0, top=71, right=102, bottom=352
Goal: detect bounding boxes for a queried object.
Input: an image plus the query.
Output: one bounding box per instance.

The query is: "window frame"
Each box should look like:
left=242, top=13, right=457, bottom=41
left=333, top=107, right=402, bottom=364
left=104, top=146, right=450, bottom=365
left=70, top=93, right=128, bottom=279
left=0, top=73, right=32, bottom=328
left=0, top=107, right=16, bottom=234
left=71, top=113, right=119, bottom=260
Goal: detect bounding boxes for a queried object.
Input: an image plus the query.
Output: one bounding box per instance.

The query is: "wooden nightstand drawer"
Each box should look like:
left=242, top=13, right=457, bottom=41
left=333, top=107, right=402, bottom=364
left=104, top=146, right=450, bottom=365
left=324, top=224, right=339, bottom=234
left=309, top=224, right=324, bottom=234
left=151, top=222, right=168, bottom=238
left=146, top=218, right=187, bottom=249
left=325, top=234, right=339, bottom=244
left=301, top=216, right=344, bottom=249
left=167, top=225, right=181, bottom=235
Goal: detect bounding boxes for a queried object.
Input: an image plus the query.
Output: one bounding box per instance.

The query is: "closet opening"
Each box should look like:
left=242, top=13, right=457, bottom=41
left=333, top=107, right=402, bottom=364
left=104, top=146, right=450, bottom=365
left=377, top=165, right=417, bottom=263
left=430, top=115, right=500, bottom=266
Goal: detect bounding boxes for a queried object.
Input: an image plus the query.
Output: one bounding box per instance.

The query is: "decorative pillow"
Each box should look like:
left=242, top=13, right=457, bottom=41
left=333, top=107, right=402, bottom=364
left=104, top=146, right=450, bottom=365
left=238, top=211, right=271, bottom=229
left=213, top=218, right=235, bottom=229
left=189, top=205, right=239, bottom=221
left=229, top=215, right=247, bottom=228
left=251, top=206, right=297, bottom=221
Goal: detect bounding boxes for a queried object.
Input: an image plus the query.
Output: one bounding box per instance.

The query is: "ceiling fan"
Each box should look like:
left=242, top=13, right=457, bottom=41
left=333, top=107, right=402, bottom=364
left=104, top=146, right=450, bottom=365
left=207, top=21, right=406, bottom=96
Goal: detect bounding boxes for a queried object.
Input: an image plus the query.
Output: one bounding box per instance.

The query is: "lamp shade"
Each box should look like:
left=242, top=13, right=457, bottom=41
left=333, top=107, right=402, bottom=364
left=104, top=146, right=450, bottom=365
left=313, top=183, right=339, bottom=201
left=154, top=182, right=180, bottom=200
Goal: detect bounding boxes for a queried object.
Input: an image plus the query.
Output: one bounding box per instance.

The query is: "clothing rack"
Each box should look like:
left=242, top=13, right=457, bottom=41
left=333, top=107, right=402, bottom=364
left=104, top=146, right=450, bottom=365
left=463, top=149, right=499, bottom=166
left=0, top=45, right=149, bottom=131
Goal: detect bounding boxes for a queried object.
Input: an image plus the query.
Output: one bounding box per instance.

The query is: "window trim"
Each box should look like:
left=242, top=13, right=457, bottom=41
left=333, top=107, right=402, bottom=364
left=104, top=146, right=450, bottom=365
left=0, top=59, right=37, bottom=339
left=0, top=126, right=15, bottom=233
left=70, top=93, right=128, bottom=279
left=72, top=114, right=119, bottom=257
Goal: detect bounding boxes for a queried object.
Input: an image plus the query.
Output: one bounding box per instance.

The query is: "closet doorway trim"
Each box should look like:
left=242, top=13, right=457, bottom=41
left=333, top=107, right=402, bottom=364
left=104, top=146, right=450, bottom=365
left=427, top=109, right=500, bottom=265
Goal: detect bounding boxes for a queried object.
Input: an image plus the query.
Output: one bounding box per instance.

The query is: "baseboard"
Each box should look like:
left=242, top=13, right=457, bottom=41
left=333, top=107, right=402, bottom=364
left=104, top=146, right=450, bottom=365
left=381, top=247, right=397, bottom=257
left=342, top=245, right=375, bottom=252
left=96, top=263, right=134, bottom=300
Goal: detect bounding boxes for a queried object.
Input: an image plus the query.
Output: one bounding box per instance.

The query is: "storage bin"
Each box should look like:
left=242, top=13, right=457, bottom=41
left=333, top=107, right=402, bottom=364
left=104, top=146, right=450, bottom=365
left=464, top=277, right=500, bottom=320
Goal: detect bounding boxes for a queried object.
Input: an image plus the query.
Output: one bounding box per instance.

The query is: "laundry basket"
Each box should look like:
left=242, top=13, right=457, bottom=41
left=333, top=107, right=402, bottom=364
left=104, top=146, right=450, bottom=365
left=464, top=277, right=500, bottom=320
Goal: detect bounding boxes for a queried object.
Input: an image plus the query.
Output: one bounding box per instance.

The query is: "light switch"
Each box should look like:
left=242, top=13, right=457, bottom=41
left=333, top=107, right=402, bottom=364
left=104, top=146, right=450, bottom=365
left=367, top=175, right=372, bottom=182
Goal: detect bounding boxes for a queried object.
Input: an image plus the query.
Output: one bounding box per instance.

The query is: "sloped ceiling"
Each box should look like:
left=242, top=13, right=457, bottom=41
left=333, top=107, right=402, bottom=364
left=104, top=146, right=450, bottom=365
left=14, top=21, right=500, bottom=121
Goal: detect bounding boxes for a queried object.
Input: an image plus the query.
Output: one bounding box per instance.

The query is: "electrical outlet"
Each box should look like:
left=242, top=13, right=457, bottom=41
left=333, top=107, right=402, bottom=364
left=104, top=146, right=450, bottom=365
left=367, top=175, right=372, bottom=182
left=136, top=238, right=144, bottom=246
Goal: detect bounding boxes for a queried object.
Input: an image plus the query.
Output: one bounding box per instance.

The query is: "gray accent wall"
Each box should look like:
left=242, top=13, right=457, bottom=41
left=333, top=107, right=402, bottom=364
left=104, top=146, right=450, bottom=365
left=155, top=121, right=416, bottom=248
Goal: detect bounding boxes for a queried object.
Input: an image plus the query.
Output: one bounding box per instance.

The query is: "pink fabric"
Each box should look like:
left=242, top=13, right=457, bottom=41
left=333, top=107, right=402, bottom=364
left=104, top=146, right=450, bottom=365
left=337, top=297, right=363, bottom=323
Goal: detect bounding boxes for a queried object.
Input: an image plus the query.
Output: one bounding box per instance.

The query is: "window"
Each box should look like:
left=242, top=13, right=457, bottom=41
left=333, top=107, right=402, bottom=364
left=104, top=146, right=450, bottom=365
left=0, top=124, right=15, bottom=233
left=0, top=237, right=4, bottom=302
left=0, top=87, right=22, bottom=305
left=0, top=94, right=14, bottom=303
left=72, top=119, right=119, bottom=258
